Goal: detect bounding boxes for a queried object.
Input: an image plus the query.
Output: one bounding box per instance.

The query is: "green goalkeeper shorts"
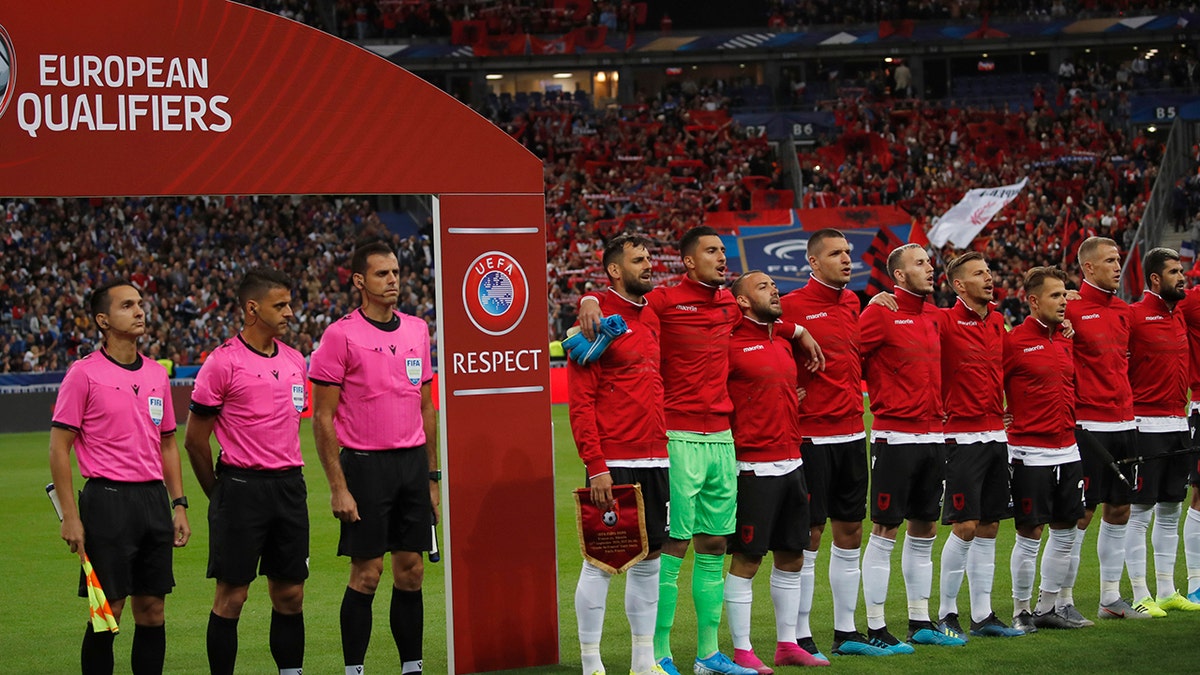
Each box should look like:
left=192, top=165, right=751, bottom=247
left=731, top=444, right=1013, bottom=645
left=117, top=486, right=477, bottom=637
left=666, top=429, right=737, bottom=540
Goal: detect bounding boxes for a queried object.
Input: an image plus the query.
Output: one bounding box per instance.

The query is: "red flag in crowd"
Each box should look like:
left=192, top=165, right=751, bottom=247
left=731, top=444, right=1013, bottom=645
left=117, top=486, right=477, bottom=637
left=1060, top=205, right=1093, bottom=267
left=862, top=225, right=905, bottom=296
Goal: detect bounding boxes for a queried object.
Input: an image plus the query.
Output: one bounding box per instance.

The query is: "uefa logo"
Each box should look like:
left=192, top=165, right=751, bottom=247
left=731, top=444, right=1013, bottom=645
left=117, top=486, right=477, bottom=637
left=462, top=250, right=529, bottom=336
left=0, top=24, right=13, bottom=120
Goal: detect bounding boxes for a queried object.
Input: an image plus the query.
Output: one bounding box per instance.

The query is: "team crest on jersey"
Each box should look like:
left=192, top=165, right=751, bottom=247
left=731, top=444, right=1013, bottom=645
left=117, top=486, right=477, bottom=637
left=462, top=251, right=529, bottom=336
left=147, top=396, right=164, bottom=426
left=405, top=358, right=422, bottom=385
left=291, top=384, right=305, bottom=412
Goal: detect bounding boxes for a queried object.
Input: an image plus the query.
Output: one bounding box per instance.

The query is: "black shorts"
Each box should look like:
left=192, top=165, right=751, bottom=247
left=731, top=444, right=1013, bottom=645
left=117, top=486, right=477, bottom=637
left=339, top=446, right=433, bottom=559
left=730, top=466, right=811, bottom=557
left=870, top=440, right=944, bottom=527
left=1011, top=460, right=1086, bottom=527
left=1130, top=430, right=1190, bottom=505
left=207, top=465, right=310, bottom=585
left=942, top=440, right=1013, bottom=525
left=803, top=438, right=868, bottom=526
left=1076, top=427, right=1135, bottom=507
left=77, top=479, right=174, bottom=599
left=597, top=466, right=670, bottom=549
left=1188, top=412, right=1200, bottom=487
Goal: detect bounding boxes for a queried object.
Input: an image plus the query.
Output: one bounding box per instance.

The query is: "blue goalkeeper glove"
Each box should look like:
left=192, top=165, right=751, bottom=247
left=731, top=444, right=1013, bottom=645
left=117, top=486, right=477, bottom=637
left=563, top=315, right=628, bottom=365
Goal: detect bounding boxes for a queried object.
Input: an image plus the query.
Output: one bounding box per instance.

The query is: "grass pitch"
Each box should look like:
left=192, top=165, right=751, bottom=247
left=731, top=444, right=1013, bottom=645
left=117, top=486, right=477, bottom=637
left=2, top=407, right=1197, bottom=673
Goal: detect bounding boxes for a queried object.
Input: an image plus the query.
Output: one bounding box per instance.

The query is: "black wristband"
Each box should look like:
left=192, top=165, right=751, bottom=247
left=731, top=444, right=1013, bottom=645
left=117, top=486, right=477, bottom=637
left=171, top=496, right=189, bottom=509
left=428, top=470, right=442, bottom=482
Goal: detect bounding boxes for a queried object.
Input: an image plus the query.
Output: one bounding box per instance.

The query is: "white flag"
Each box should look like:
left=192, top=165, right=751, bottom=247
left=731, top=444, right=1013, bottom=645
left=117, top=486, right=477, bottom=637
left=927, top=178, right=1028, bottom=248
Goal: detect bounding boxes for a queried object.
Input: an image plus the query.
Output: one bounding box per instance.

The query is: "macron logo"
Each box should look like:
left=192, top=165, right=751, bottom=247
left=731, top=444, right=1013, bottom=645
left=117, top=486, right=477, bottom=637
left=743, top=344, right=765, bottom=353
left=1080, top=313, right=1101, bottom=320
left=1144, top=315, right=1164, bottom=321
left=957, top=320, right=979, bottom=326
left=806, top=311, right=829, bottom=320
left=675, top=305, right=698, bottom=312
left=894, top=319, right=914, bottom=325
left=1023, top=344, right=1045, bottom=353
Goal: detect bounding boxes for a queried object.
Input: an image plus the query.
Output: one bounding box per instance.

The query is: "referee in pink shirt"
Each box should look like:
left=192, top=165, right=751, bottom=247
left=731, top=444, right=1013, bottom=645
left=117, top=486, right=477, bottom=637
left=310, top=240, right=438, bottom=675
left=49, top=280, right=191, bottom=674
left=185, top=269, right=309, bottom=675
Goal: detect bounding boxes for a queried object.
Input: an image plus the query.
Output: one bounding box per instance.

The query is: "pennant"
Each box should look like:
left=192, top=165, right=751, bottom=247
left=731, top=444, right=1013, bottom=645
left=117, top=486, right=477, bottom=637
left=574, top=484, right=648, bottom=574
left=82, top=555, right=119, bottom=634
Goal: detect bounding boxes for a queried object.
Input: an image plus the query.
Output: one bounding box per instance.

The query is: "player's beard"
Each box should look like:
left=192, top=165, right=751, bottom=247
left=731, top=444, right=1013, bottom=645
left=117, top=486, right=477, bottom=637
left=1162, top=283, right=1186, bottom=303
left=624, top=271, right=654, bottom=297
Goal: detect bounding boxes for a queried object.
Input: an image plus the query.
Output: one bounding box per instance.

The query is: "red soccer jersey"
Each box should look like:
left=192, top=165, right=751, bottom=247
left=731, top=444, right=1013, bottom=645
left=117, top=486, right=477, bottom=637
left=1179, top=287, right=1200, bottom=403
left=727, top=317, right=801, bottom=463
left=567, top=289, right=668, bottom=478
left=780, top=276, right=864, bottom=438
left=645, top=276, right=742, bottom=433
left=1128, top=291, right=1188, bottom=418
left=1004, top=317, right=1076, bottom=449
left=859, top=287, right=944, bottom=434
left=939, top=299, right=1006, bottom=434
left=1064, top=281, right=1133, bottom=424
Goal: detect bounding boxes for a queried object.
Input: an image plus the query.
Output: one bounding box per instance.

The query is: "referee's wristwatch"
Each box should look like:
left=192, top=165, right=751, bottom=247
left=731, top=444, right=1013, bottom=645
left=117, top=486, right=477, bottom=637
left=428, top=470, right=442, bottom=482
left=171, top=496, right=189, bottom=510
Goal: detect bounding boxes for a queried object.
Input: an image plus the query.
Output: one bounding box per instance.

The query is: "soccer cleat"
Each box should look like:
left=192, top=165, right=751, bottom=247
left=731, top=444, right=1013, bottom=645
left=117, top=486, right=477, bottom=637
left=907, top=621, right=967, bottom=647
left=1189, top=588, right=1200, bottom=605
left=796, top=637, right=828, bottom=662
left=867, top=627, right=916, bottom=655
left=657, top=657, right=682, bottom=675
left=1031, top=608, right=1075, bottom=629
left=633, top=666, right=671, bottom=675
left=1158, top=591, right=1200, bottom=611
left=936, top=613, right=968, bottom=643
left=732, top=649, right=773, bottom=674
left=1098, top=598, right=1153, bottom=620
left=1056, top=604, right=1094, bottom=628
left=1011, top=610, right=1038, bottom=634
left=1132, top=597, right=1167, bottom=618
left=774, top=642, right=830, bottom=667
left=830, top=631, right=893, bottom=657
left=694, top=652, right=759, bottom=675
left=969, top=613, right=1025, bottom=637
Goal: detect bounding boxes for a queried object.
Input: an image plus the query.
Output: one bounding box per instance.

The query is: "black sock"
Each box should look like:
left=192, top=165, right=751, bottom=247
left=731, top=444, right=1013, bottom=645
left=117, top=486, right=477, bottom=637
left=81, top=623, right=115, bottom=675
left=391, top=588, right=424, bottom=672
left=206, top=612, right=239, bottom=675
left=270, top=610, right=305, bottom=671
left=341, top=587, right=375, bottom=668
left=131, top=624, right=166, bottom=675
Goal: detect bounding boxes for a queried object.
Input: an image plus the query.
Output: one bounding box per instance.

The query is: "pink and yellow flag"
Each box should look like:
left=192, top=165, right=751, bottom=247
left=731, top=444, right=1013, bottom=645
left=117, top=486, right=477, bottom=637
left=82, top=555, right=119, bottom=634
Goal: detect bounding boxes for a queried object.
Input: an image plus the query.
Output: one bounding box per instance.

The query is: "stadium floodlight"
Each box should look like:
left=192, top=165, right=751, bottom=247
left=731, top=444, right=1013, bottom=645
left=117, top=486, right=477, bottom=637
left=485, top=73, right=503, bottom=80
left=552, top=72, right=572, bottom=79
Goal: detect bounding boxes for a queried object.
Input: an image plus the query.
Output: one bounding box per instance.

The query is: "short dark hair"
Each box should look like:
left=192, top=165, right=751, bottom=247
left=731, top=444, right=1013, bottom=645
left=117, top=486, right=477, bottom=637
left=1077, top=236, right=1119, bottom=265
left=1024, top=266, right=1069, bottom=296
left=679, top=226, right=720, bottom=258
left=945, top=251, right=987, bottom=282
left=806, top=228, right=846, bottom=257
left=350, top=239, right=396, bottom=276
left=238, top=268, right=293, bottom=306
left=886, top=243, right=922, bottom=279
left=88, top=279, right=135, bottom=318
left=602, top=234, right=653, bottom=271
left=730, top=270, right=765, bottom=298
left=1143, top=247, right=1181, bottom=286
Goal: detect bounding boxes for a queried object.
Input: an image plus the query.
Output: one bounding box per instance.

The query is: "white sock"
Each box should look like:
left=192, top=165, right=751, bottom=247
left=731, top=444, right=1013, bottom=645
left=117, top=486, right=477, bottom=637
left=1098, top=520, right=1127, bottom=605
left=829, top=545, right=861, bottom=633
left=1125, top=504, right=1153, bottom=601
left=1153, top=503, right=1182, bottom=600
left=1184, top=507, right=1200, bottom=594
left=1061, top=525, right=1087, bottom=606
left=1011, top=534, right=1041, bottom=614
left=576, top=562, right=611, bottom=674
left=724, top=573, right=754, bottom=651
left=902, top=534, right=935, bottom=622
left=939, top=533, right=970, bottom=619
left=771, top=566, right=803, bottom=644
left=795, top=552, right=816, bottom=639
left=863, top=534, right=895, bottom=630
left=967, top=536, right=998, bottom=623
left=1036, top=528, right=1075, bottom=613
left=626, top=558, right=660, bottom=672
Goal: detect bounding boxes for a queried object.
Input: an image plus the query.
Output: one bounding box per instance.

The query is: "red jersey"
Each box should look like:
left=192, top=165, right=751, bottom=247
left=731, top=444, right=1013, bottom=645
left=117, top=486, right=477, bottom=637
left=1179, top=287, right=1200, bottom=404
left=780, top=276, right=864, bottom=438
left=1064, top=281, right=1133, bottom=425
left=568, top=289, right=668, bottom=478
left=645, top=276, right=742, bottom=433
left=939, top=299, right=1006, bottom=435
left=859, top=287, right=944, bottom=434
left=1128, top=291, right=1188, bottom=418
left=1004, top=317, right=1077, bottom=451
left=727, top=317, right=801, bottom=463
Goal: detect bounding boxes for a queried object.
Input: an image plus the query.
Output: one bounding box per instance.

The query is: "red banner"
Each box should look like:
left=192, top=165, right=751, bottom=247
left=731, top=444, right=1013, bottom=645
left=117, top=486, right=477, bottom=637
left=451, top=19, right=487, bottom=46
left=575, top=484, right=649, bottom=574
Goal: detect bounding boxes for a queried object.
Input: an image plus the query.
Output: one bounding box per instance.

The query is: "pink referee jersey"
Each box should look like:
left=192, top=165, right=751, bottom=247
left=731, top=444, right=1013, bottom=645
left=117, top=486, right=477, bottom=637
left=308, top=309, right=432, bottom=450
left=190, top=336, right=308, bottom=470
left=52, top=350, right=176, bottom=482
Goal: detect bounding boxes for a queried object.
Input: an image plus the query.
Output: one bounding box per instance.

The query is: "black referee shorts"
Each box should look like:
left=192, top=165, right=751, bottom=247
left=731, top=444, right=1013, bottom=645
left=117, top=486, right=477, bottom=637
left=207, top=465, right=310, bottom=585
left=802, top=438, right=868, bottom=526
left=339, top=446, right=432, bottom=559
left=942, top=440, right=1013, bottom=525
left=77, top=479, right=175, bottom=600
